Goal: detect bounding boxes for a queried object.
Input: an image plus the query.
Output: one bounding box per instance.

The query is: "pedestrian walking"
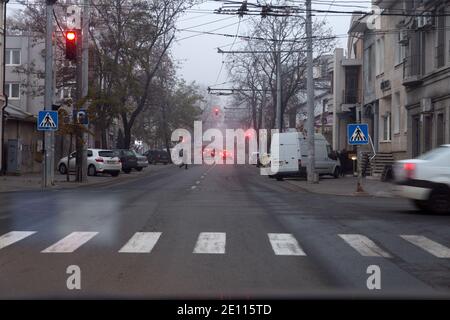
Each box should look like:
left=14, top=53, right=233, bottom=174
left=179, top=148, right=188, bottom=169
left=338, top=150, right=346, bottom=177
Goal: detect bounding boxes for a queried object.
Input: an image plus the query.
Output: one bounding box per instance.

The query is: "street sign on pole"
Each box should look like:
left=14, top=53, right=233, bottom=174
left=37, top=111, right=58, bottom=131
left=348, top=124, right=369, bottom=145
left=73, top=109, right=88, bottom=125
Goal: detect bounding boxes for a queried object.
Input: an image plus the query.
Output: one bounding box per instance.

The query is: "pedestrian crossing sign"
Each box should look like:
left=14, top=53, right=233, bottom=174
left=37, top=110, right=58, bottom=131
left=348, top=124, right=369, bottom=145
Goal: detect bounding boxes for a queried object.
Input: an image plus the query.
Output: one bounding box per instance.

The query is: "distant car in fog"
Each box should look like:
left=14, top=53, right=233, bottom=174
left=113, top=149, right=139, bottom=174
left=144, top=150, right=170, bottom=165
left=131, top=150, right=149, bottom=171
left=394, top=145, right=450, bottom=214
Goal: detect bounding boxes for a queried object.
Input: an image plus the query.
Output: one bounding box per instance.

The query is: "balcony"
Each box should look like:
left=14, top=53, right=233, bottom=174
left=403, top=55, right=423, bottom=87
left=340, top=89, right=361, bottom=113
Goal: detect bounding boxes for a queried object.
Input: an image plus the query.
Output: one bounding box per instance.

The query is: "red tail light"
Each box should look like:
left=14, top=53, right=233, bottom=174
left=95, top=157, right=104, bottom=163
left=403, top=163, right=415, bottom=179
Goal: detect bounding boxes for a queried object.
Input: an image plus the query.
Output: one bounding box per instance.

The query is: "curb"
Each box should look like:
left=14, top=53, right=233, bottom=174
left=0, top=165, right=173, bottom=194
left=283, top=179, right=394, bottom=198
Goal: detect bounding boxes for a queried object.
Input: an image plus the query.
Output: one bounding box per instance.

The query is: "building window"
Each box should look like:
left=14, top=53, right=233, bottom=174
left=395, top=32, right=405, bottom=65
left=436, top=113, right=445, bottom=146
left=382, top=113, right=391, bottom=141
left=5, top=83, right=20, bottom=99
left=376, top=37, right=384, bottom=75
left=393, top=93, right=401, bottom=134
left=424, top=115, right=433, bottom=152
left=5, top=49, right=21, bottom=66
left=435, top=8, right=446, bottom=68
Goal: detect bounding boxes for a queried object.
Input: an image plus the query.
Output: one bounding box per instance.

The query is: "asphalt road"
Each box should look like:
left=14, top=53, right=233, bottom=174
left=0, top=164, right=449, bottom=299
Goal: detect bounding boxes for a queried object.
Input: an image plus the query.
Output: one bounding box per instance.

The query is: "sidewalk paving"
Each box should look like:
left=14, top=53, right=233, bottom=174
left=0, top=164, right=172, bottom=193
left=283, top=175, right=396, bottom=198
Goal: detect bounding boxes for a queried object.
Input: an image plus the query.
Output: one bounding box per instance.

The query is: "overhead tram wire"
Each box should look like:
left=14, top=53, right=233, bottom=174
left=212, top=15, right=242, bottom=86
left=176, top=17, right=250, bottom=42
left=13, top=1, right=450, bottom=17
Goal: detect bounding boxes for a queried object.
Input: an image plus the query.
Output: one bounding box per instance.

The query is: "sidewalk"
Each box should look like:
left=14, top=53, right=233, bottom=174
left=0, top=164, right=172, bottom=193
left=283, top=175, right=395, bottom=198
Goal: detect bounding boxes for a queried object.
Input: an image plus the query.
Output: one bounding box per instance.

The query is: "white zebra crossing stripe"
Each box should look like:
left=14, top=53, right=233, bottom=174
left=339, top=234, right=391, bottom=258
left=268, top=233, right=306, bottom=256
left=42, top=232, right=98, bottom=253
left=119, top=232, right=161, bottom=253
left=401, top=235, right=450, bottom=258
left=193, top=232, right=226, bottom=254
left=0, top=231, right=36, bottom=250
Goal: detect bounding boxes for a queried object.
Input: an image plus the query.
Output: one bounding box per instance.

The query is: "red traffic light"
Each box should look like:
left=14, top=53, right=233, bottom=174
left=214, top=108, right=219, bottom=116
left=66, top=31, right=76, bottom=41
left=65, top=30, right=77, bottom=61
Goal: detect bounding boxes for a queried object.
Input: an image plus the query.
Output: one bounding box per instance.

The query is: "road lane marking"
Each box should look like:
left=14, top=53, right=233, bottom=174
left=42, top=232, right=98, bottom=253
left=338, top=234, right=391, bottom=258
left=193, top=232, right=226, bottom=254
left=0, top=231, right=36, bottom=250
left=196, top=181, right=200, bottom=184
left=268, top=233, right=306, bottom=256
left=401, top=235, right=450, bottom=258
left=191, top=186, right=197, bottom=190
left=119, top=232, right=161, bottom=253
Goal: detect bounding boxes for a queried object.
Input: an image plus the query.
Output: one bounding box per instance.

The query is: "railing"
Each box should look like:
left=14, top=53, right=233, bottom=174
left=403, top=54, right=423, bottom=84
left=342, top=89, right=361, bottom=105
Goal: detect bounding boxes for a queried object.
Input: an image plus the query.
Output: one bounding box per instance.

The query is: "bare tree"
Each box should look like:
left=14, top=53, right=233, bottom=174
left=226, top=10, right=336, bottom=129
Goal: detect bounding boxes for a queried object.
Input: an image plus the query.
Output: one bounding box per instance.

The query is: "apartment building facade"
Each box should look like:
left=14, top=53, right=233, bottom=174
left=331, top=14, right=364, bottom=152
left=294, top=54, right=333, bottom=144
left=2, top=34, right=45, bottom=173
left=0, top=1, right=6, bottom=173
left=355, top=0, right=410, bottom=161
left=400, top=0, right=450, bottom=157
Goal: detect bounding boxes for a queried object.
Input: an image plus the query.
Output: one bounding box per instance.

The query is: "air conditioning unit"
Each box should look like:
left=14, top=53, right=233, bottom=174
left=421, top=97, right=432, bottom=113
left=399, top=29, right=409, bottom=46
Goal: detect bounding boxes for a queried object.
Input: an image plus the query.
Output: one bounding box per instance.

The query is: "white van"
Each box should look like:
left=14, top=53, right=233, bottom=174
left=269, top=131, right=339, bottom=180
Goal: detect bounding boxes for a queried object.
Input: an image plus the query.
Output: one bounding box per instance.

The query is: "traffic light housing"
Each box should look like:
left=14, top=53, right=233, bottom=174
left=65, top=30, right=77, bottom=61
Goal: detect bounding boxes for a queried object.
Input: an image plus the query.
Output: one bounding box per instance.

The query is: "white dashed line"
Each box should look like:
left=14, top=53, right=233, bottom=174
left=193, top=232, right=226, bottom=254
left=268, top=233, right=306, bottom=256
left=119, top=232, right=162, bottom=253
left=401, top=235, right=450, bottom=258
left=339, top=234, right=391, bottom=257
left=0, top=231, right=36, bottom=250
left=42, top=232, right=98, bottom=253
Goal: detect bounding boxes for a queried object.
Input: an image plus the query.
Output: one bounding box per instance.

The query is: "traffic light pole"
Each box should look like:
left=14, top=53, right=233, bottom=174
left=43, top=0, right=56, bottom=188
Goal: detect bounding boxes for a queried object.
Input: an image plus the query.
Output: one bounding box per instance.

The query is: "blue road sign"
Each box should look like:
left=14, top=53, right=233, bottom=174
left=348, top=123, right=369, bottom=145
left=37, top=110, right=58, bottom=131
left=73, top=109, right=89, bottom=125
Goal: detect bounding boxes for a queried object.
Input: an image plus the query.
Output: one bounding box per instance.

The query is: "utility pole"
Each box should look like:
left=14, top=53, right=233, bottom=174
left=80, top=0, right=89, bottom=182
left=74, top=0, right=89, bottom=182
left=275, top=42, right=282, bottom=131
left=43, top=0, right=56, bottom=188
left=305, top=0, right=317, bottom=184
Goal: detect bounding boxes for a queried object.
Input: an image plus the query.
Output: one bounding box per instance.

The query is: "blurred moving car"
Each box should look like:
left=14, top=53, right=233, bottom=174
left=221, top=149, right=233, bottom=161
left=58, top=149, right=121, bottom=177
left=144, top=150, right=170, bottom=165
left=113, top=149, right=138, bottom=174
left=131, top=150, right=149, bottom=171
left=394, top=145, right=450, bottom=214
